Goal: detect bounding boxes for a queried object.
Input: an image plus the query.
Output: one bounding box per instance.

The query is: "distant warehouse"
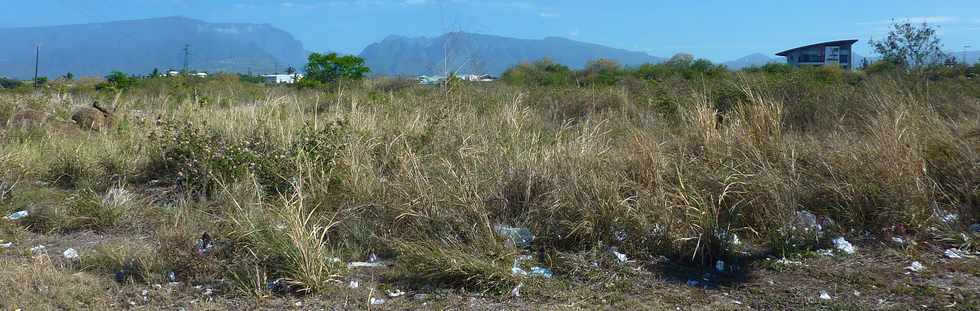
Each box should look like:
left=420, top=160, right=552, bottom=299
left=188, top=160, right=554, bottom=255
left=776, top=40, right=858, bottom=70
left=262, top=74, right=303, bottom=84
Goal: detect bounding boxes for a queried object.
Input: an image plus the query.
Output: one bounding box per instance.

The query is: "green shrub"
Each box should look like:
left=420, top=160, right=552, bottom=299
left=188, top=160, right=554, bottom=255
left=501, top=59, right=574, bottom=87
left=145, top=119, right=349, bottom=197
left=577, top=59, right=626, bottom=86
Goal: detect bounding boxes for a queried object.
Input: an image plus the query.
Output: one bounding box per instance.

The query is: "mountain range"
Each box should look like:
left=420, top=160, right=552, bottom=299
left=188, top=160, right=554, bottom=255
left=721, top=53, right=785, bottom=70
left=359, top=32, right=665, bottom=76
left=0, top=17, right=307, bottom=79
left=1, top=17, right=975, bottom=80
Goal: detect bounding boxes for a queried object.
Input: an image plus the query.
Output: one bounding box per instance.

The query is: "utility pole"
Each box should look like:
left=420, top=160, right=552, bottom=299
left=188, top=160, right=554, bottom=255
left=33, top=44, right=40, bottom=88
left=182, top=44, right=191, bottom=73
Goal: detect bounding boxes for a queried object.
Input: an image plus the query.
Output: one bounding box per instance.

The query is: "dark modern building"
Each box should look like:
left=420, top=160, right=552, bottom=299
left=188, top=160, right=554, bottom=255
left=776, top=40, right=858, bottom=70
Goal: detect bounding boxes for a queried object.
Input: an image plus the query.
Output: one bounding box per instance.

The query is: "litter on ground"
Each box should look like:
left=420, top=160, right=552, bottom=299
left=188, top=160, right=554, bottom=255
left=832, top=237, right=855, bottom=255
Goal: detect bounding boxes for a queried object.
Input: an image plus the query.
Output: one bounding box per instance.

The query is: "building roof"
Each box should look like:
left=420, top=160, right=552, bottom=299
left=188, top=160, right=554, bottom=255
left=776, top=40, right=859, bottom=56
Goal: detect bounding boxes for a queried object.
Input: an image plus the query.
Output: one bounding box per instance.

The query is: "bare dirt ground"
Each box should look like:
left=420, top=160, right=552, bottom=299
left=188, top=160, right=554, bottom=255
left=2, top=231, right=976, bottom=310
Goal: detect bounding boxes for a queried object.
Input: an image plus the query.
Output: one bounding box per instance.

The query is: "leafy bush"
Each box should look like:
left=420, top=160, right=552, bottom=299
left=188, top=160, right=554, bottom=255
left=0, top=77, right=21, bottom=89
left=633, top=54, right=728, bottom=81
left=577, top=59, right=626, bottom=86
left=95, top=71, right=139, bottom=91
left=501, top=59, right=574, bottom=87
left=144, top=119, right=349, bottom=197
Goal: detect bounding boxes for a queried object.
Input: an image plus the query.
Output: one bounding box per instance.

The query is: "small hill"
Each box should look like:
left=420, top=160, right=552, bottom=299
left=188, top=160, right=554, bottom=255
left=359, top=32, right=665, bottom=76
left=0, top=17, right=308, bottom=79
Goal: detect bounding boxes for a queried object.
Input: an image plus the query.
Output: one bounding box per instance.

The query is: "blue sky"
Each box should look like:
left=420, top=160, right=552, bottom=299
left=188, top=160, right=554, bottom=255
left=2, top=0, right=979, bottom=61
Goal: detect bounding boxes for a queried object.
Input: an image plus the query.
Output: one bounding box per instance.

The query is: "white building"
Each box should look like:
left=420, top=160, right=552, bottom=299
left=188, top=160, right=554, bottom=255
left=459, top=74, right=496, bottom=82
left=262, top=74, right=303, bottom=84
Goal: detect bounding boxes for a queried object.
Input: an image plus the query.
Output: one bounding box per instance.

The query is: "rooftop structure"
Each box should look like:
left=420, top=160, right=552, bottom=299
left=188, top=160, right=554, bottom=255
left=777, top=40, right=858, bottom=70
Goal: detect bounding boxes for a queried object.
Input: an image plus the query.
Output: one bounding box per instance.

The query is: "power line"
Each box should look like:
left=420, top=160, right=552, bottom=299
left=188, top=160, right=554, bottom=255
left=33, top=44, right=40, bottom=88
left=183, top=44, right=191, bottom=72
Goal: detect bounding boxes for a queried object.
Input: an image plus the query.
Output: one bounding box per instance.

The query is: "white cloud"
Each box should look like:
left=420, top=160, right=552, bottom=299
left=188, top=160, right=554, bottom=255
left=568, top=29, right=580, bottom=37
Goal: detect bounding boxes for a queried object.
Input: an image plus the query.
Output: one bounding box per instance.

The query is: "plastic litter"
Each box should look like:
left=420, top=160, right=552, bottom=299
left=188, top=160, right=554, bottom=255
left=166, top=271, right=177, bottom=282
left=819, top=290, right=832, bottom=300
left=891, top=236, right=905, bottom=244
left=611, top=248, right=628, bottom=263
left=614, top=230, right=627, bottom=242
left=495, top=225, right=534, bottom=249
left=194, top=232, right=212, bottom=256
left=63, top=248, right=79, bottom=259
left=832, top=237, right=855, bottom=255
left=510, top=283, right=523, bottom=297
left=686, top=279, right=700, bottom=287
left=348, top=262, right=386, bottom=268
left=370, top=297, right=386, bottom=305
left=30, top=245, right=46, bottom=254
left=715, top=260, right=725, bottom=272
left=938, top=211, right=959, bottom=224
left=387, top=289, right=406, bottom=298
left=529, top=266, right=554, bottom=278
left=5, top=210, right=28, bottom=220
left=510, top=255, right=553, bottom=278
left=775, top=258, right=803, bottom=266
left=368, top=253, right=379, bottom=262
left=944, top=248, right=973, bottom=259
left=905, top=261, right=926, bottom=272
left=0, top=242, right=12, bottom=248
left=349, top=280, right=360, bottom=289
left=795, top=211, right=823, bottom=235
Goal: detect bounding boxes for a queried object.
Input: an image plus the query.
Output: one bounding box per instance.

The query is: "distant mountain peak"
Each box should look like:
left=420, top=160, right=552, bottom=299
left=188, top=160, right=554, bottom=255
left=723, top=53, right=785, bottom=69
left=361, top=32, right=664, bottom=76
left=0, top=17, right=308, bottom=78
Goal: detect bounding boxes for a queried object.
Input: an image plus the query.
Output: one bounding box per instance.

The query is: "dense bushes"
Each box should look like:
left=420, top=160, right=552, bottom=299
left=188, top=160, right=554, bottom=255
left=0, top=77, right=21, bottom=89
left=1, top=67, right=978, bottom=298
left=501, top=59, right=575, bottom=86
left=144, top=119, right=348, bottom=197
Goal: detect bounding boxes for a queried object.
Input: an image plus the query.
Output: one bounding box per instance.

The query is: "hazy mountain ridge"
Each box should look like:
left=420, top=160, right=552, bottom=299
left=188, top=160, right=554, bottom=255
left=0, top=17, right=307, bottom=79
left=359, top=32, right=665, bottom=76
left=722, top=53, right=785, bottom=69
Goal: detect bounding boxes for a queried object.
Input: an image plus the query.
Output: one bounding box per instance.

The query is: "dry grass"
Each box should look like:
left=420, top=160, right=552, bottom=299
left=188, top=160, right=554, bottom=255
left=0, top=73, right=978, bottom=308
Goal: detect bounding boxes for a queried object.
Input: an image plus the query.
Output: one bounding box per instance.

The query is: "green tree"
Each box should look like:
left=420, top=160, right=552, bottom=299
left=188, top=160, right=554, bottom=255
left=869, top=22, right=947, bottom=70
left=286, top=66, right=296, bottom=75
left=97, top=71, right=138, bottom=91
left=501, top=59, right=574, bottom=86
left=63, top=72, right=74, bottom=80
left=303, top=53, right=370, bottom=85
left=151, top=68, right=160, bottom=78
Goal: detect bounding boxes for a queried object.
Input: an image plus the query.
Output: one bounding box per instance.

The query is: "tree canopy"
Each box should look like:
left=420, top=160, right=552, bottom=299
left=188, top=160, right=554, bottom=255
left=869, top=22, right=947, bottom=70
left=303, top=53, right=370, bottom=85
